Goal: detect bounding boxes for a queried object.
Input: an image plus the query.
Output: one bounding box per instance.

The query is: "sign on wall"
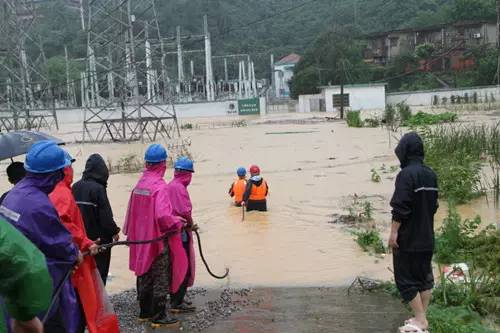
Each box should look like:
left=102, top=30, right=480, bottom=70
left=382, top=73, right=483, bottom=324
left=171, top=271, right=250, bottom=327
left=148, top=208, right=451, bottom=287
left=238, top=98, right=260, bottom=115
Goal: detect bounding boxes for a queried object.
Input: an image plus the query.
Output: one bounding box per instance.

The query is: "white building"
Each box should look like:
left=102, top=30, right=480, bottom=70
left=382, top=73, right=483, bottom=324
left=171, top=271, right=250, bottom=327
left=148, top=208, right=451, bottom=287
left=274, top=53, right=301, bottom=98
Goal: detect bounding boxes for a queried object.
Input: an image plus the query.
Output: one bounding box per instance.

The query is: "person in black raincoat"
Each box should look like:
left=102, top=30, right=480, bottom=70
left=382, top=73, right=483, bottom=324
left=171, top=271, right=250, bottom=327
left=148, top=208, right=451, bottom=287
left=72, top=154, right=121, bottom=285
left=388, top=132, right=438, bottom=333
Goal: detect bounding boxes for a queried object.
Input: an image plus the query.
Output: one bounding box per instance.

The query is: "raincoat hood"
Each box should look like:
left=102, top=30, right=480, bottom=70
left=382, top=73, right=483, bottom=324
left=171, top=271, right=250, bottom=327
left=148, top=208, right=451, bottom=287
left=174, top=170, right=192, bottom=187
left=395, top=132, right=425, bottom=168
left=83, top=154, right=109, bottom=187
left=23, top=170, right=65, bottom=194
left=63, top=166, right=74, bottom=187
left=145, top=161, right=167, bottom=178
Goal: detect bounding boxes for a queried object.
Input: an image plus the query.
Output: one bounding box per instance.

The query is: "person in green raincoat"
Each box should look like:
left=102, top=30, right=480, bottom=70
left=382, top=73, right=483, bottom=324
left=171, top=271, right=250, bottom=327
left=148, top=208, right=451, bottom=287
left=0, top=217, right=52, bottom=333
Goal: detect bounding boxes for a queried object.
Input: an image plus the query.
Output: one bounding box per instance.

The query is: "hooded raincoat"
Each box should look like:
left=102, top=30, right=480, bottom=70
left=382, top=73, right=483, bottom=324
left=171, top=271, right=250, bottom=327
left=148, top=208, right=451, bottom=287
left=73, top=154, right=120, bottom=284
left=0, top=172, right=81, bottom=333
left=0, top=217, right=52, bottom=332
left=167, top=172, right=196, bottom=294
left=123, top=162, right=182, bottom=278
left=49, top=167, right=120, bottom=333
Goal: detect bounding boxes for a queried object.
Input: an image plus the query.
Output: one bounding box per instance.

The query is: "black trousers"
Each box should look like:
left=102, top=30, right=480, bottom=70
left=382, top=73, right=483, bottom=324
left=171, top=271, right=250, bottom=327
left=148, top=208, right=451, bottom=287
left=171, top=241, right=190, bottom=307
left=246, top=200, right=267, bottom=212
left=95, top=249, right=111, bottom=286
left=137, top=250, right=170, bottom=318
left=393, top=250, right=434, bottom=303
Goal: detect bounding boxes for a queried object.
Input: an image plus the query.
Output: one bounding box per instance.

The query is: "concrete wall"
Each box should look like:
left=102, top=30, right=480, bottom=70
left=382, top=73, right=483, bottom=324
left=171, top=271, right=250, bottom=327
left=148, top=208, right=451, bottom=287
left=387, top=85, right=500, bottom=106
left=298, top=94, right=322, bottom=113
left=55, top=100, right=239, bottom=125
left=323, top=85, right=386, bottom=113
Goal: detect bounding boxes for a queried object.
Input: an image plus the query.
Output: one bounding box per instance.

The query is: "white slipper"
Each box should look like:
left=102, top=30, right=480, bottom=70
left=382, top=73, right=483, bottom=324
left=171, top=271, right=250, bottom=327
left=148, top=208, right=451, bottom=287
left=399, top=323, right=428, bottom=333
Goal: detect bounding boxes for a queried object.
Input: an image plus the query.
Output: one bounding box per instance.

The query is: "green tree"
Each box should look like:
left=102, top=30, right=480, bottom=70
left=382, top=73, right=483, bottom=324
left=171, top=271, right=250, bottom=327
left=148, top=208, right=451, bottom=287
left=448, top=0, right=497, bottom=21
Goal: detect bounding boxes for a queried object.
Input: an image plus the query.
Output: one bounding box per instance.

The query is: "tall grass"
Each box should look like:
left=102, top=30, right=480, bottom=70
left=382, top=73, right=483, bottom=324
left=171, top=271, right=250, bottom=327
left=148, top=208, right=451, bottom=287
left=418, top=122, right=500, bottom=204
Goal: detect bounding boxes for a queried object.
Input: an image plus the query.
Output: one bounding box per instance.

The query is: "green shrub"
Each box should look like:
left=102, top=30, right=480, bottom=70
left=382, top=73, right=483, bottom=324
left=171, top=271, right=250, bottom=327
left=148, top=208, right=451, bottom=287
left=346, top=111, right=363, bottom=128
left=355, top=229, right=386, bottom=254
left=396, top=102, right=412, bottom=123
left=364, top=118, right=380, bottom=128
left=404, top=112, right=457, bottom=127
left=428, top=305, right=496, bottom=333
left=370, top=169, right=381, bottom=183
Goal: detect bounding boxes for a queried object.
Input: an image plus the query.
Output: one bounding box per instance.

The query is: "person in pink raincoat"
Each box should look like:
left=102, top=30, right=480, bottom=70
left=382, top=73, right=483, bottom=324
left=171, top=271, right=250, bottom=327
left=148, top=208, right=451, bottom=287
left=123, top=144, right=186, bottom=328
left=167, top=156, right=197, bottom=313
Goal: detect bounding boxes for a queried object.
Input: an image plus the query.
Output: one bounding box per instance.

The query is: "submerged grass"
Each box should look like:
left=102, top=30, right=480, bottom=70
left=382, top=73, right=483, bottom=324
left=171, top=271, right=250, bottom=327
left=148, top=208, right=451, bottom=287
left=418, top=122, right=500, bottom=204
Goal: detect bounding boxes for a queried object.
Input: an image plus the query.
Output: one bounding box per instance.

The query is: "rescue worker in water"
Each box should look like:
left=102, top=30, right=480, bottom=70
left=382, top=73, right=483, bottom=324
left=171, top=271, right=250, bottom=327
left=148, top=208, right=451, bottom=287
left=228, top=167, right=247, bottom=206
left=242, top=165, right=269, bottom=212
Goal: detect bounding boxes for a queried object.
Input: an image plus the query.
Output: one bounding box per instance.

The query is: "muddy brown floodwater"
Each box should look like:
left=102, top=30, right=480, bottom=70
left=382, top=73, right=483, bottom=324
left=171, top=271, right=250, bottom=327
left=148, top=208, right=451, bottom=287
left=0, top=113, right=498, bottom=296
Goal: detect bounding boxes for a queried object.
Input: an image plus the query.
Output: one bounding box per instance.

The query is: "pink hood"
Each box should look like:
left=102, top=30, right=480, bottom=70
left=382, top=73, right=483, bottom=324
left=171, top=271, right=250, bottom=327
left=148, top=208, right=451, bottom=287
left=124, top=162, right=181, bottom=276
left=168, top=171, right=196, bottom=293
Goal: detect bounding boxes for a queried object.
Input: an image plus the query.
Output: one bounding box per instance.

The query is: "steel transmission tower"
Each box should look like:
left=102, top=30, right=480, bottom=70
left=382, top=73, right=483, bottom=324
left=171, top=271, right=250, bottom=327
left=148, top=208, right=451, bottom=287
left=81, top=0, right=180, bottom=143
left=0, top=0, right=58, bottom=132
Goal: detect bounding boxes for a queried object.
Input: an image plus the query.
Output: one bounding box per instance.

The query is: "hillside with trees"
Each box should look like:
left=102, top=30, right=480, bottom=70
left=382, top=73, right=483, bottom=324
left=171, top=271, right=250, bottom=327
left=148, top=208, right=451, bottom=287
left=8, top=0, right=500, bottom=93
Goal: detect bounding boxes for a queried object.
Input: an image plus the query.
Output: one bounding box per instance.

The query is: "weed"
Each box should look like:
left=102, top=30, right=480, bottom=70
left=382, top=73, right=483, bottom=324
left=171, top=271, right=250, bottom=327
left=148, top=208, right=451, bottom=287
left=371, top=169, right=381, bottom=183
left=404, top=112, right=457, bottom=127
left=354, top=228, right=386, bottom=254
left=427, top=305, right=496, bottom=333
left=346, top=110, right=363, bottom=128
left=396, top=102, right=412, bottom=123
left=181, top=123, right=194, bottom=130
left=364, top=118, right=380, bottom=128
left=107, top=153, right=143, bottom=174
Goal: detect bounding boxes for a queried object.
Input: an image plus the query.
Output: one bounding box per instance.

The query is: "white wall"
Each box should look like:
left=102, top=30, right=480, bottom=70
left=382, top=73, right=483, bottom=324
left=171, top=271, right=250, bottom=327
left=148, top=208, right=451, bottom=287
left=387, top=85, right=500, bottom=106
left=323, top=85, right=386, bottom=113
left=274, top=64, right=295, bottom=98
left=55, top=100, right=239, bottom=125
left=298, top=94, right=322, bottom=113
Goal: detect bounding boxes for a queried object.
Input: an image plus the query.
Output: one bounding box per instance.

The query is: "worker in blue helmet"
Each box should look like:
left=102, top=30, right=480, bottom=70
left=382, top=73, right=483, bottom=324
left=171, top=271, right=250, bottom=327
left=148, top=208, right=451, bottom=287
left=124, top=143, right=182, bottom=328
left=0, top=140, right=82, bottom=333
left=228, top=167, right=247, bottom=206
left=167, top=157, right=197, bottom=313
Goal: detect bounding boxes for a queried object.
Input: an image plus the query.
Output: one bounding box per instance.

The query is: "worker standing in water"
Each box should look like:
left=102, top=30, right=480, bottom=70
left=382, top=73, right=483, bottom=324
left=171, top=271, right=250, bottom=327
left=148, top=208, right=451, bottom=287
left=123, top=144, right=183, bottom=328
left=242, top=165, right=269, bottom=212
left=167, top=157, right=197, bottom=313
left=228, top=167, right=247, bottom=206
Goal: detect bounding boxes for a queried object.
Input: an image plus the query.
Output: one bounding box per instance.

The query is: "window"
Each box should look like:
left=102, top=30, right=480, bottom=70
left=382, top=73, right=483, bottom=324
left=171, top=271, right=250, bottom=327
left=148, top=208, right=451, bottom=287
left=333, top=94, right=350, bottom=107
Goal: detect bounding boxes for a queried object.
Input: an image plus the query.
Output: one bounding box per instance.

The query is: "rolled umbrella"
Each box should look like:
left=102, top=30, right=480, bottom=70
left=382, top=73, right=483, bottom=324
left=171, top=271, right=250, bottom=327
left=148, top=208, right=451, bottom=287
left=0, top=131, right=65, bottom=161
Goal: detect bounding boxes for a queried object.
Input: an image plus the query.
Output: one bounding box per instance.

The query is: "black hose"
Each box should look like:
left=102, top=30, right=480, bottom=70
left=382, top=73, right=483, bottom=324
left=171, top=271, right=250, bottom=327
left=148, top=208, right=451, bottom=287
left=194, top=229, right=229, bottom=279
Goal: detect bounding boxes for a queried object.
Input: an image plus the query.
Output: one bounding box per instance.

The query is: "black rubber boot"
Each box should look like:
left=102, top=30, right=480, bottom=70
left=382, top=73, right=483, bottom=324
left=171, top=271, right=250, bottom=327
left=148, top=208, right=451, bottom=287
left=170, top=302, right=196, bottom=314
left=150, top=312, right=179, bottom=329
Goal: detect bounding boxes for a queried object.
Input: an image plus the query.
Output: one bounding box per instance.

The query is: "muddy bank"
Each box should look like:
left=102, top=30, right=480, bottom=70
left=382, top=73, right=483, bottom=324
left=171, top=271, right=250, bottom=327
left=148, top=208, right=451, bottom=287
left=110, top=287, right=408, bottom=333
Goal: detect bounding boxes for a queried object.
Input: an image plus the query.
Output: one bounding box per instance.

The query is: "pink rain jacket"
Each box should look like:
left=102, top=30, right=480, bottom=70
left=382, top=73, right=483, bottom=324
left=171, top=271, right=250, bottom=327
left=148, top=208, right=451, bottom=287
left=123, top=162, right=181, bottom=277
left=167, top=171, right=196, bottom=293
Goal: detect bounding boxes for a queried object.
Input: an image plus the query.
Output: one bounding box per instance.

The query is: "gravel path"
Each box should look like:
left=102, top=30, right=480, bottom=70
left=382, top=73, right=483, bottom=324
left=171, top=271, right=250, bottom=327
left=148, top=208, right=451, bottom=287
left=110, top=288, right=258, bottom=332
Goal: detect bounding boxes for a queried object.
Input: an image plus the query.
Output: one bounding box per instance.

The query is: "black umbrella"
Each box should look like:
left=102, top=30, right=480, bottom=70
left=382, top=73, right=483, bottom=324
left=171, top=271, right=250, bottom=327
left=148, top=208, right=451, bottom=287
left=0, top=131, right=65, bottom=161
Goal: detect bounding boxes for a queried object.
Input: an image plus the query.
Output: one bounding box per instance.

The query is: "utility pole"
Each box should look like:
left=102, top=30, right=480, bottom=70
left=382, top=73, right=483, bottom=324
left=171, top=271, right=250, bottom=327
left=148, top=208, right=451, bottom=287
left=177, top=25, right=184, bottom=91
left=204, top=15, right=215, bottom=101
left=64, top=46, right=74, bottom=107
left=496, top=0, right=499, bottom=85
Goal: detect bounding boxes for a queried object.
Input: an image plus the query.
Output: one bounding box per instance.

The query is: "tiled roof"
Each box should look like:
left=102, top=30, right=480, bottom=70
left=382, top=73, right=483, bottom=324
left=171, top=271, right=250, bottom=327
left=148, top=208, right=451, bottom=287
left=275, top=53, right=302, bottom=66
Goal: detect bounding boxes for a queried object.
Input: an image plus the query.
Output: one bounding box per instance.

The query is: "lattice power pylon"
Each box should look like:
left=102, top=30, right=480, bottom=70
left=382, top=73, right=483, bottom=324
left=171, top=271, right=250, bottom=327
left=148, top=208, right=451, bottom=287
left=0, top=0, right=58, bottom=132
left=81, top=0, right=180, bottom=143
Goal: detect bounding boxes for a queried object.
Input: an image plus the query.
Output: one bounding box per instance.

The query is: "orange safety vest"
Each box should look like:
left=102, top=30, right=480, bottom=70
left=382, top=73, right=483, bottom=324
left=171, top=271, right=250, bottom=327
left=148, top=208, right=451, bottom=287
left=249, top=181, right=268, bottom=201
left=232, top=179, right=247, bottom=203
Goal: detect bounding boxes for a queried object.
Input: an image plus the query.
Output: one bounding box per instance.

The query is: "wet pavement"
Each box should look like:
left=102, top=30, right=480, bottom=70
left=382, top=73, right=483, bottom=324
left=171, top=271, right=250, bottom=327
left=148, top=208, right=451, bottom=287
left=112, top=287, right=408, bottom=333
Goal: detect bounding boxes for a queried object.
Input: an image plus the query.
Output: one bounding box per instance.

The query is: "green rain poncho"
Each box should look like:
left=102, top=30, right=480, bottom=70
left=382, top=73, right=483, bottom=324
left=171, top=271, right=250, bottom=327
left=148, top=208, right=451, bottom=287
left=0, top=217, right=52, bottom=332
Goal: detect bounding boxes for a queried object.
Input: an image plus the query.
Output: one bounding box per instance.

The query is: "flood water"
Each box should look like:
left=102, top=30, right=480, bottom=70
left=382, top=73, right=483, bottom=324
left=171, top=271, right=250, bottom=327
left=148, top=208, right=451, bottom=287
left=1, top=114, right=498, bottom=294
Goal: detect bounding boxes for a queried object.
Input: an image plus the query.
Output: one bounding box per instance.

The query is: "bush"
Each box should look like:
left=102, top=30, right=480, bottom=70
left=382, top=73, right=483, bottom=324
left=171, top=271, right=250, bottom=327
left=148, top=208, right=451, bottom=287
left=355, top=229, right=386, bottom=254
left=346, top=110, right=363, bottom=128
left=363, top=118, right=380, bottom=128
left=404, top=112, right=457, bottom=127
left=428, top=305, right=496, bottom=333
left=396, top=102, right=412, bottom=123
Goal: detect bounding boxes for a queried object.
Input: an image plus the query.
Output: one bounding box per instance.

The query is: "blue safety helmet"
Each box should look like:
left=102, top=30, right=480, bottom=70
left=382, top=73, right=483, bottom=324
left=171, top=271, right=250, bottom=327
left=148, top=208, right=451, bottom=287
left=24, top=140, right=71, bottom=174
left=145, top=144, right=167, bottom=163
left=174, top=156, right=194, bottom=173
left=64, top=150, right=76, bottom=164
left=237, top=167, right=246, bottom=177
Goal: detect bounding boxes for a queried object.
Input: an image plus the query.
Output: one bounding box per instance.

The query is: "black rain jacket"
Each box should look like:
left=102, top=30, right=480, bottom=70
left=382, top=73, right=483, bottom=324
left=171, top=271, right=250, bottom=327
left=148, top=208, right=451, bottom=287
left=390, top=133, right=439, bottom=252
left=72, top=154, right=120, bottom=243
